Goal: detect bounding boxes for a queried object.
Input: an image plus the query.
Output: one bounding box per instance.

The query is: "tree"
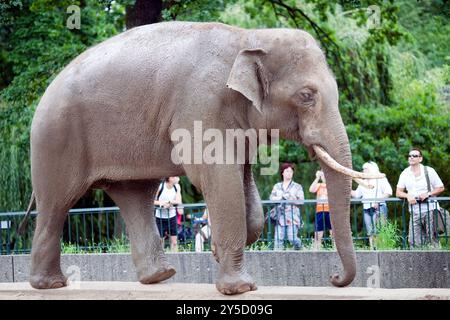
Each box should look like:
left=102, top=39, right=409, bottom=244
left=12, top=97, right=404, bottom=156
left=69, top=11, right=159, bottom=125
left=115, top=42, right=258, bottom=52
left=126, top=0, right=163, bottom=28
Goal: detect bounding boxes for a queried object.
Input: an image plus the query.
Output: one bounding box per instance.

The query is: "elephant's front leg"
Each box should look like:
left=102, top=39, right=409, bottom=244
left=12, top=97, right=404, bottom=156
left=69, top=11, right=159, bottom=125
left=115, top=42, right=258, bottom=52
left=200, top=165, right=257, bottom=295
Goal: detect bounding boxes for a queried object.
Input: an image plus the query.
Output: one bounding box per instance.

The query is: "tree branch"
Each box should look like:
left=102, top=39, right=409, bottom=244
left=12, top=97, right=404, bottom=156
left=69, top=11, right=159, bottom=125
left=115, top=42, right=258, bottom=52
left=266, top=0, right=353, bottom=100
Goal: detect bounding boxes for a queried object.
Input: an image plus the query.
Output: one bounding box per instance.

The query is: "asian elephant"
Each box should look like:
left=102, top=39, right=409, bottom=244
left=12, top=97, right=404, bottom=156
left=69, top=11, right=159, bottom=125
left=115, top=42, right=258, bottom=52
left=24, top=21, right=379, bottom=295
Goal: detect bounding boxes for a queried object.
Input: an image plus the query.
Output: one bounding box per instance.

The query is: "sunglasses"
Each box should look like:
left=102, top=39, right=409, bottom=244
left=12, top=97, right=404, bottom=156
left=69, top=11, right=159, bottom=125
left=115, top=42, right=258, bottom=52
left=408, top=154, right=421, bottom=158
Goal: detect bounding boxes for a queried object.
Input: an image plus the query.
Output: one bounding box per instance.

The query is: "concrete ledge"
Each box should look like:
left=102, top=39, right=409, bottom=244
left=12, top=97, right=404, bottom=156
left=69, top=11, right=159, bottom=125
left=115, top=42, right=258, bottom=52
left=12, top=254, right=136, bottom=282
left=4, top=251, right=450, bottom=288
left=0, top=256, right=13, bottom=283
left=0, top=282, right=449, bottom=300
left=379, top=251, right=449, bottom=288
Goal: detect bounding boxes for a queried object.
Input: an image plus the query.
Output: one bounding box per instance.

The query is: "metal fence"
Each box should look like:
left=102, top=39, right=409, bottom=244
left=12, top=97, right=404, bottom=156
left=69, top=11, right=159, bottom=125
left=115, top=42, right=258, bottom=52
left=1, top=198, right=449, bottom=255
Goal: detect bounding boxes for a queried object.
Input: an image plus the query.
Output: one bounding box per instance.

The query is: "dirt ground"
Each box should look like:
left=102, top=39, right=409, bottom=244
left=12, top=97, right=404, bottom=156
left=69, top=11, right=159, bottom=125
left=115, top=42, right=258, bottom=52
left=0, top=282, right=449, bottom=300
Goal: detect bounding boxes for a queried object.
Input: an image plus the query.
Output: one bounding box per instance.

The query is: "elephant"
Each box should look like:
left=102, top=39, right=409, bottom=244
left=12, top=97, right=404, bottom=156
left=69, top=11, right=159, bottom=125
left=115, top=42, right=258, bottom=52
left=23, top=21, right=381, bottom=295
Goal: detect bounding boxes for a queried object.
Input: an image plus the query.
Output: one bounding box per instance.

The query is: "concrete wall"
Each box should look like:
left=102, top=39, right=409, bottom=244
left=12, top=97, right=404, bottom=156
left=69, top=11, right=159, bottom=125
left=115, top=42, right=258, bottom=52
left=1, top=251, right=449, bottom=288
left=0, top=256, right=13, bottom=283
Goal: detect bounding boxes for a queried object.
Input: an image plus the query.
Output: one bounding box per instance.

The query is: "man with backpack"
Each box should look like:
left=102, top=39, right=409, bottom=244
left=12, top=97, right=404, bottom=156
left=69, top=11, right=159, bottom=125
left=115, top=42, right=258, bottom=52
left=396, top=148, right=445, bottom=247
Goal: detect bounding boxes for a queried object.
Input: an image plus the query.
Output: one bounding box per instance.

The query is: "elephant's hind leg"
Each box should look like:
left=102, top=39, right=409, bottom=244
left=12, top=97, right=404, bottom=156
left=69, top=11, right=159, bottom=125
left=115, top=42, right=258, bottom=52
left=243, top=164, right=264, bottom=245
left=105, top=180, right=175, bottom=284
left=30, top=183, right=89, bottom=289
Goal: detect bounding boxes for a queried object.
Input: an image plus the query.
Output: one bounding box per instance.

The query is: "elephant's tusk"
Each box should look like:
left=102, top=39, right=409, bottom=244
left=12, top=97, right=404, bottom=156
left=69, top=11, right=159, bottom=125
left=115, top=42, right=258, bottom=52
left=313, top=145, right=385, bottom=179
left=353, top=178, right=374, bottom=189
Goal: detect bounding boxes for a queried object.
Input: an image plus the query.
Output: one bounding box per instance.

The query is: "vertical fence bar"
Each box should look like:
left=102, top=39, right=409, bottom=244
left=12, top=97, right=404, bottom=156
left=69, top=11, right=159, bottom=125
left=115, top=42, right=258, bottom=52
left=0, top=223, right=3, bottom=255
left=75, top=214, right=80, bottom=249
left=90, top=210, right=95, bottom=250
left=6, top=220, right=11, bottom=255
left=82, top=212, right=87, bottom=250
left=401, top=202, right=407, bottom=249
left=67, top=213, right=72, bottom=244
left=97, top=211, right=102, bottom=250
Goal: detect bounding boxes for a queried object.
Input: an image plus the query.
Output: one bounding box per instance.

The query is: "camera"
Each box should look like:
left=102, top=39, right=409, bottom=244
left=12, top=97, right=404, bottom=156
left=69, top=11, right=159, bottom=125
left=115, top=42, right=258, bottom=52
left=415, top=197, right=428, bottom=204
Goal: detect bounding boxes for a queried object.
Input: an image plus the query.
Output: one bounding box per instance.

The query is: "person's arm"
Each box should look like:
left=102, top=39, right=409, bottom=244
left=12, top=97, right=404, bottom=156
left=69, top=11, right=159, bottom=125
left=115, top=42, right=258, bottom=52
left=395, top=172, right=416, bottom=204
left=154, top=190, right=169, bottom=208
left=381, top=179, right=393, bottom=199
left=427, top=186, right=445, bottom=197
left=309, top=177, right=320, bottom=193
left=396, top=187, right=416, bottom=205
left=154, top=199, right=170, bottom=208
left=422, top=168, right=445, bottom=199
left=270, top=184, right=282, bottom=201
left=154, top=184, right=169, bottom=208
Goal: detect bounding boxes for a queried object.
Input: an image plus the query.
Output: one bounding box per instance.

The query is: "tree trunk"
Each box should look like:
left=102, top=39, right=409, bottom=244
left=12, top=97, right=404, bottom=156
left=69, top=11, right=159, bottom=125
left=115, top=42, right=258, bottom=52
left=126, top=0, right=163, bottom=29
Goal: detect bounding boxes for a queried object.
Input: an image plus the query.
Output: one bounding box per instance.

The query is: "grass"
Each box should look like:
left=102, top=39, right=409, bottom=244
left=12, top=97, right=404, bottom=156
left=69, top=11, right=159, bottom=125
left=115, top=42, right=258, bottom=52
left=107, top=235, right=130, bottom=253
left=373, top=220, right=402, bottom=250
left=59, top=229, right=449, bottom=254
left=60, top=236, right=130, bottom=254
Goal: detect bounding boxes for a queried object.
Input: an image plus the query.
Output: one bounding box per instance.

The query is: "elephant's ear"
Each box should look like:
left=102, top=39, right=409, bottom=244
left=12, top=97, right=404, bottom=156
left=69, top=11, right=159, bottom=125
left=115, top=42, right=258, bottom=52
left=226, top=48, right=269, bottom=113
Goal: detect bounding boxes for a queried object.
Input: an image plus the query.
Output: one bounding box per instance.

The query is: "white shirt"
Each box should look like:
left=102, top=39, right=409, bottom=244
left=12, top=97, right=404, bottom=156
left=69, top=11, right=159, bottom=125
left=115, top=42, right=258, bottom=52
left=155, top=183, right=178, bottom=219
left=397, top=164, right=444, bottom=213
left=354, top=178, right=392, bottom=209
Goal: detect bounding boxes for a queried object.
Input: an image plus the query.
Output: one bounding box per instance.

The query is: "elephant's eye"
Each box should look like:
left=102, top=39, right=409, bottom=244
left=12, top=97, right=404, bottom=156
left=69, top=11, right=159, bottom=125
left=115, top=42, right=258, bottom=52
left=301, top=92, right=313, bottom=101
left=293, top=88, right=316, bottom=107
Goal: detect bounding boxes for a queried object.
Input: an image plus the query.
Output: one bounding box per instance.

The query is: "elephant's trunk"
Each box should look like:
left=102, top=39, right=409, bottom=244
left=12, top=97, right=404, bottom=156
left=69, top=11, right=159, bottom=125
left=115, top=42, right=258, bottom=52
left=316, top=137, right=356, bottom=287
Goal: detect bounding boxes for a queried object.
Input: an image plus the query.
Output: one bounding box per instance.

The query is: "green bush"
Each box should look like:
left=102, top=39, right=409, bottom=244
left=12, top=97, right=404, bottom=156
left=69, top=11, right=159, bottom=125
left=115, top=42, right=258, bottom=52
left=374, top=220, right=401, bottom=250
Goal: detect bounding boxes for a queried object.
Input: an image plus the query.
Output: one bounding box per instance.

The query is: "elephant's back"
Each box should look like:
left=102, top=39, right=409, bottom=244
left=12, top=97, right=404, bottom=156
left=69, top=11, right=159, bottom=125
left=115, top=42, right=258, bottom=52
left=36, top=21, right=241, bottom=115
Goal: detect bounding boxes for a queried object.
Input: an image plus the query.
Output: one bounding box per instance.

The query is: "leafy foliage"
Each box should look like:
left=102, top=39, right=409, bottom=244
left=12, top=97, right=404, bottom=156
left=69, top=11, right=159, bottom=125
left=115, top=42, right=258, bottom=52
left=374, top=219, right=401, bottom=250
left=0, top=0, right=448, bottom=212
left=0, top=0, right=126, bottom=210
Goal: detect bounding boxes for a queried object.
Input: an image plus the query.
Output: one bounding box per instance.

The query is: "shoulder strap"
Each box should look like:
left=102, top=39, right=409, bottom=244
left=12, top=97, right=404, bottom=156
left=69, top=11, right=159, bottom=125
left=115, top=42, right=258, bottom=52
left=174, top=184, right=178, bottom=193
left=424, top=166, right=431, bottom=192
left=157, top=182, right=164, bottom=200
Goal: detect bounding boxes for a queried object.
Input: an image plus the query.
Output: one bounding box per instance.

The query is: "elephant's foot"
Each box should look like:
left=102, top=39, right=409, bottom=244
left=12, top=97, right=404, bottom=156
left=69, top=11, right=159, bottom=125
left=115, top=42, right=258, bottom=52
left=30, top=273, right=68, bottom=289
left=138, top=260, right=176, bottom=284
left=216, top=271, right=257, bottom=295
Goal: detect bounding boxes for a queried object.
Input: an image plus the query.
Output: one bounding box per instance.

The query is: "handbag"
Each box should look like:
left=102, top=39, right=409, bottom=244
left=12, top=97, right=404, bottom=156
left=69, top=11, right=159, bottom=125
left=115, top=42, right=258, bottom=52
left=435, top=208, right=450, bottom=234
left=268, top=205, right=284, bottom=224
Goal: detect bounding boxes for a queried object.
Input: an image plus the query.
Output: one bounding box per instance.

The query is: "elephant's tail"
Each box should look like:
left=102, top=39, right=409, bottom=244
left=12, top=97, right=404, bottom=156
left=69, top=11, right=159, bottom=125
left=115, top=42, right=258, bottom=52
left=18, top=191, right=36, bottom=235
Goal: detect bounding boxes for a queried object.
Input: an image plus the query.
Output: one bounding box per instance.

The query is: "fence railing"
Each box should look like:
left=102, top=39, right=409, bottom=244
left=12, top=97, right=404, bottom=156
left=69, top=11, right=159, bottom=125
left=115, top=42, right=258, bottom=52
left=1, top=198, right=449, bottom=254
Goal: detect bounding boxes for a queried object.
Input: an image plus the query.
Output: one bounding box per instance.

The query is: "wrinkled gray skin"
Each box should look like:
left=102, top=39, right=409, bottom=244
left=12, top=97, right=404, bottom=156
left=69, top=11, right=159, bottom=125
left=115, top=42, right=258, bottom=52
left=29, top=22, right=355, bottom=294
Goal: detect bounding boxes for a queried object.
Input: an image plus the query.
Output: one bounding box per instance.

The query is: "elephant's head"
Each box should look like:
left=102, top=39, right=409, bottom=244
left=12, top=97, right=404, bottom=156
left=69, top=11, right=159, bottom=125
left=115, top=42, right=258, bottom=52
left=227, top=29, right=383, bottom=286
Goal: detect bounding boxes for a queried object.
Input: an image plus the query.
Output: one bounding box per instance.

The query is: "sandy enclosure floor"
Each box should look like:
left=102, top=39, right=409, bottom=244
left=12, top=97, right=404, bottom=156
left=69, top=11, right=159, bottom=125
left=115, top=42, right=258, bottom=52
left=0, top=282, right=449, bottom=300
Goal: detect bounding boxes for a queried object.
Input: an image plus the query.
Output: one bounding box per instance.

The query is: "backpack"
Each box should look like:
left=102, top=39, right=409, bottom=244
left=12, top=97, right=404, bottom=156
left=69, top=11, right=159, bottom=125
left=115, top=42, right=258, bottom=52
left=156, top=181, right=181, bottom=224
left=157, top=182, right=177, bottom=200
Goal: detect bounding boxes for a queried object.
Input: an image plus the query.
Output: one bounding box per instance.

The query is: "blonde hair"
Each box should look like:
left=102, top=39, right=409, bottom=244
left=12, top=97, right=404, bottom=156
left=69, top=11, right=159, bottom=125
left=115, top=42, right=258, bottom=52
left=362, top=161, right=380, bottom=174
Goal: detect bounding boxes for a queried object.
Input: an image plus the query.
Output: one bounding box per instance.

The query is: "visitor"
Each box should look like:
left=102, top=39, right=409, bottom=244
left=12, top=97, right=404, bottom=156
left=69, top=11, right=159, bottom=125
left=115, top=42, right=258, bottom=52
left=396, top=148, right=444, bottom=247
left=351, top=161, right=392, bottom=249
left=309, top=170, right=332, bottom=250
left=154, top=176, right=183, bottom=251
left=269, top=163, right=304, bottom=250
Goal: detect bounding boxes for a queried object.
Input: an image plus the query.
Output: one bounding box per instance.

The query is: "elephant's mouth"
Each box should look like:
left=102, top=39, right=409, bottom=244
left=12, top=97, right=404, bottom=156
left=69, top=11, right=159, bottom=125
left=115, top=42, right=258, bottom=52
left=311, top=145, right=384, bottom=185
